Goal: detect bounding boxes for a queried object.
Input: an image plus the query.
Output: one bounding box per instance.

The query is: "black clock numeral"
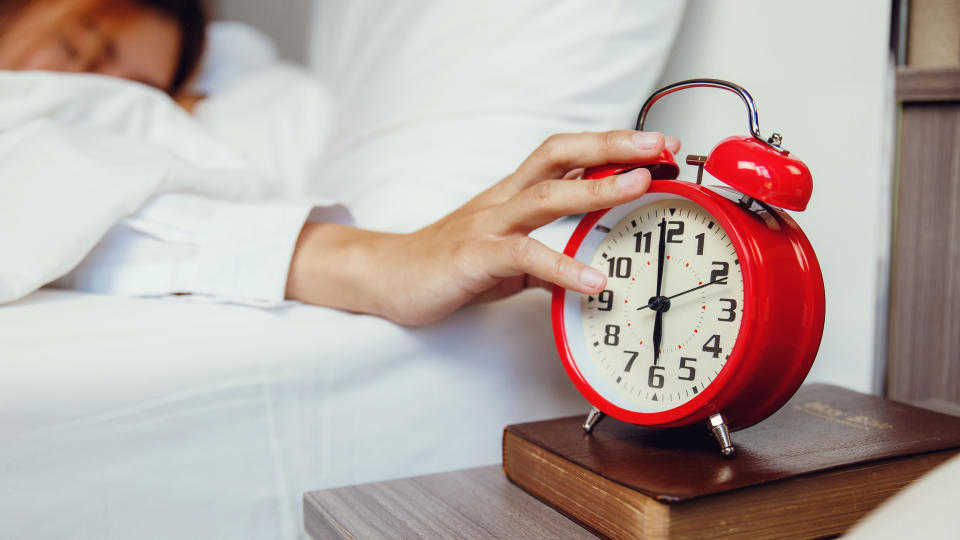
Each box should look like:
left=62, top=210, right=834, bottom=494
left=702, top=334, right=723, bottom=358
left=711, top=261, right=730, bottom=283
left=666, top=220, right=684, bottom=243
left=695, top=233, right=705, bottom=256
left=718, top=298, right=737, bottom=322
left=633, top=231, right=652, bottom=253
left=678, top=357, right=697, bottom=381
left=606, top=257, right=632, bottom=278
left=604, top=325, right=620, bottom=346
left=623, top=350, right=639, bottom=372
left=598, top=290, right=614, bottom=312
left=648, top=364, right=665, bottom=389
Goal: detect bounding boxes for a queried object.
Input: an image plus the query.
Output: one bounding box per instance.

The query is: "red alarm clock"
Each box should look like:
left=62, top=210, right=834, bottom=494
left=551, top=79, right=825, bottom=457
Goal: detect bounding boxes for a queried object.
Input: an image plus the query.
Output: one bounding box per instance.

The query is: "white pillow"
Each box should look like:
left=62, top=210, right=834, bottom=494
left=189, top=23, right=335, bottom=198
left=193, top=62, right=334, bottom=198
left=191, top=21, right=280, bottom=97
left=307, top=0, right=686, bottom=232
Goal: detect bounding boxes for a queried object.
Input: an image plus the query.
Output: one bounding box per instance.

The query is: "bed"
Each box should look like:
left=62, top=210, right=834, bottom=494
left=0, top=288, right=586, bottom=538
left=0, top=2, right=687, bottom=538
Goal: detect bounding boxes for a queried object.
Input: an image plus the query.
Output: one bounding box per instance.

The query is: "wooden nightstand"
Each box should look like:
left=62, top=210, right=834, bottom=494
left=303, top=465, right=596, bottom=539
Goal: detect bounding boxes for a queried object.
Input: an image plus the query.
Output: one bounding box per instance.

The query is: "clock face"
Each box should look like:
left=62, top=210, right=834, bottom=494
left=579, top=198, right=744, bottom=413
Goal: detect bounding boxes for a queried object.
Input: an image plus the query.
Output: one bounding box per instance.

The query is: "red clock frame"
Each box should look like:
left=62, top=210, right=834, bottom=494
left=551, top=180, right=826, bottom=431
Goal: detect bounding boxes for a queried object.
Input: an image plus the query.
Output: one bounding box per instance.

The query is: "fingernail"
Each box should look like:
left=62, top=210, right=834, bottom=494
left=580, top=267, right=606, bottom=289
left=633, top=131, right=662, bottom=150
left=616, top=169, right=641, bottom=188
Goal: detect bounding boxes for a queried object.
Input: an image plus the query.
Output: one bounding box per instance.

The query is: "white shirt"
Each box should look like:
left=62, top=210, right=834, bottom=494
left=54, top=196, right=350, bottom=308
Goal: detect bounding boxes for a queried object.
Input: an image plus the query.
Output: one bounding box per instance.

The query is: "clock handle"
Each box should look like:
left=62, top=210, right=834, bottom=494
left=635, top=78, right=784, bottom=152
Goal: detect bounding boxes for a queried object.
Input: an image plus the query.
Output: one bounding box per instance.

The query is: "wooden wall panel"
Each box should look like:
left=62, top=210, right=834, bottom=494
left=887, top=98, right=960, bottom=414
left=896, top=67, right=960, bottom=101
left=907, top=0, right=960, bottom=67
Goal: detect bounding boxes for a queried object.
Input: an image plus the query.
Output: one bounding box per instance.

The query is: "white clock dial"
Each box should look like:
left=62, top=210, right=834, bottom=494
left=580, top=199, right=744, bottom=413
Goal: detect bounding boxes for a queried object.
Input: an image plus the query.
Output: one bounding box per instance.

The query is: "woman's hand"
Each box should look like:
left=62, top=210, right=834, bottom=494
left=286, top=130, right=681, bottom=326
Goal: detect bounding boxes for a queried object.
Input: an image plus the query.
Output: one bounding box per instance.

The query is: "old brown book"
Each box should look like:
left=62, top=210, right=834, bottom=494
left=503, top=384, right=960, bottom=539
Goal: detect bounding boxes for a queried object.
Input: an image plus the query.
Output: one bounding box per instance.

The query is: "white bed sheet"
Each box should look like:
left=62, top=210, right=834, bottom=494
left=0, top=288, right=586, bottom=539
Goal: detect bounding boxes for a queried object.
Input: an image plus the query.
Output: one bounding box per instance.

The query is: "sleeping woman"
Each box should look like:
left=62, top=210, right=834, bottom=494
left=0, top=0, right=204, bottom=95
left=0, top=0, right=681, bottom=325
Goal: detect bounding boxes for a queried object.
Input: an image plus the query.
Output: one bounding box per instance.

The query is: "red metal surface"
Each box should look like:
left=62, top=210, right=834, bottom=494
left=551, top=180, right=825, bottom=431
left=582, top=149, right=680, bottom=180
left=704, top=136, right=813, bottom=211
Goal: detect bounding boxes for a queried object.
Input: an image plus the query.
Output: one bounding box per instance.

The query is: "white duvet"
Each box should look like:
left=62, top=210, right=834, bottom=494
left=0, top=71, right=250, bottom=302
left=0, top=64, right=335, bottom=304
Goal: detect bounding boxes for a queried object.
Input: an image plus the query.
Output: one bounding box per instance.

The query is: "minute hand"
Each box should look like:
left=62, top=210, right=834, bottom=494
left=636, top=278, right=729, bottom=311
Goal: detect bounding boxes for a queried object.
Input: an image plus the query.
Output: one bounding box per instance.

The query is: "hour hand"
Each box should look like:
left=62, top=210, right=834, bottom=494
left=652, top=310, right=662, bottom=364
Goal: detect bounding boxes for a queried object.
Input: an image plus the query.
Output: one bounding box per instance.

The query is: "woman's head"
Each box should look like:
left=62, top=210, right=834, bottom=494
left=0, top=0, right=206, bottom=94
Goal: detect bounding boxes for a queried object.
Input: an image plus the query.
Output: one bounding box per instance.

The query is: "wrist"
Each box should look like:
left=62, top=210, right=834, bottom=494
left=285, top=222, right=401, bottom=317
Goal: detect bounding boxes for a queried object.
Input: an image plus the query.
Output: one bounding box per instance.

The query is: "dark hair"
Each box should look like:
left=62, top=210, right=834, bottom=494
left=135, top=0, right=207, bottom=94
left=0, top=0, right=29, bottom=26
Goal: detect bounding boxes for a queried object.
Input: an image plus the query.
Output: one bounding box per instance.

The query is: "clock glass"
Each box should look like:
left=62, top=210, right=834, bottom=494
left=580, top=198, right=744, bottom=413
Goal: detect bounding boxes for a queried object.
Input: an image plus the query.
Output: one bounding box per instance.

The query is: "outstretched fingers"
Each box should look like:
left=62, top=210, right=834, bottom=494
left=498, top=167, right=652, bottom=233
left=477, top=235, right=607, bottom=296
left=509, top=130, right=665, bottom=189
left=666, top=136, right=681, bottom=155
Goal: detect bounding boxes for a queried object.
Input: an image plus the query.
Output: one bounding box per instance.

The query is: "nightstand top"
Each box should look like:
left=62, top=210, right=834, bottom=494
left=304, top=465, right=596, bottom=539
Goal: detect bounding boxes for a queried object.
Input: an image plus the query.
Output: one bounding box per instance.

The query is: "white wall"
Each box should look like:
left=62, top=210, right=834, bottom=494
left=645, top=1, right=894, bottom=393
left=213, top=0, right=311, bottom=62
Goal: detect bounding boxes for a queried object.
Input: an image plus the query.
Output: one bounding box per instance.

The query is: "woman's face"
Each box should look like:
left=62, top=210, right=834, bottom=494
left=0, top=0, right=181, bottom=91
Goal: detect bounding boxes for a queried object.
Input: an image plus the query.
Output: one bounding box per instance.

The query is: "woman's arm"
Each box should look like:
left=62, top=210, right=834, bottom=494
left=286, top=130, right=679, bottom=326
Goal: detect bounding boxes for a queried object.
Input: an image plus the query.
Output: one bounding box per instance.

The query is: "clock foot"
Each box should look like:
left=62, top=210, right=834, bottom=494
left=582, top=407, right=606, bottom=433
left=708, top=413, right=736, bottom=458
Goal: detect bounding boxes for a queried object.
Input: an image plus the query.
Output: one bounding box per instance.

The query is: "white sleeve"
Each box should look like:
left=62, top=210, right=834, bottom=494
left=53, top=193, right=352, bottom=308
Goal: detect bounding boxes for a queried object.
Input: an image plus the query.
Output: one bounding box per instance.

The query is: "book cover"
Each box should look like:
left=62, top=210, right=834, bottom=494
left=503, top=384, right=960, bottom=538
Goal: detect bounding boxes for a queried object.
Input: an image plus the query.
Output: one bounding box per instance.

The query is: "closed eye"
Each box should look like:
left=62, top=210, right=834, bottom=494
left=103, top=39, right=118, bottom=63
left=57, top=35, right=79, bottom=60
